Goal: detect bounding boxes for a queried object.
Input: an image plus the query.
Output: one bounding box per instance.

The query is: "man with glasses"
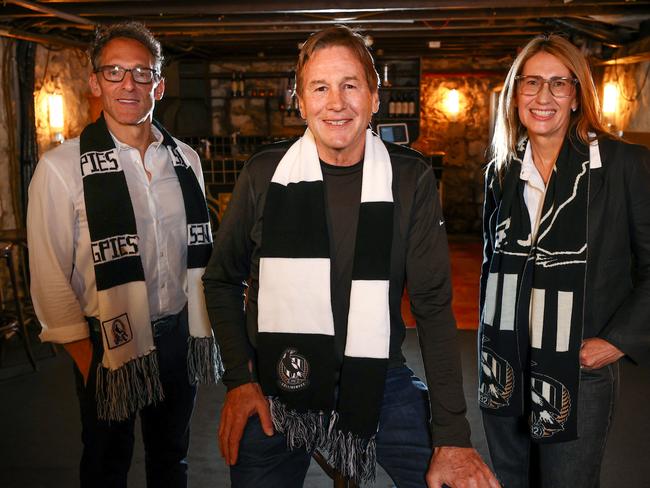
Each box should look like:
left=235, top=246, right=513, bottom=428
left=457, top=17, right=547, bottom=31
left=27, top=22, right=217, bottom=488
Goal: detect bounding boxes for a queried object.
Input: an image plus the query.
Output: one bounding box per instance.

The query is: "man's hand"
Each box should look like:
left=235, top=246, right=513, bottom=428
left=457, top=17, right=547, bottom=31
left=426, top=446, right=501, bottom=488
left=219, top=382, right=274, bottom=465
left=63, top=338, right=93, bottom=385
left=580, top=338, right=624, bottom=370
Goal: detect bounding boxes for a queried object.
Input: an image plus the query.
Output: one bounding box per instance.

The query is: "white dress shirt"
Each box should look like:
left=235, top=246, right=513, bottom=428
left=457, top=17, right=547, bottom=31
left=520, top=142, right=547, bottom=241
left=27, top=126, right=205, bottom=343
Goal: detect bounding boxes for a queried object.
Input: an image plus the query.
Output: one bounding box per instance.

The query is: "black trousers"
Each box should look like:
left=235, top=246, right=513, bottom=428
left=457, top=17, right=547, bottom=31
left=74, top=306, right=197, bottom=488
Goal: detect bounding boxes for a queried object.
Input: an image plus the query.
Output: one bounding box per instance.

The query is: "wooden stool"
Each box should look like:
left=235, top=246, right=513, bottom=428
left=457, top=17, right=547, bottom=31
left=0, top=241, right=38, bottom=370
left=312, top=450, right=359, bottom=488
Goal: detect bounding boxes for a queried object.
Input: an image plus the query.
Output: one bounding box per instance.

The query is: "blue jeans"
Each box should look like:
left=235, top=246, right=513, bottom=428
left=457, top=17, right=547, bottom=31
left=74, top=306, right=197, bottom=488
left=231, top=365, right=433, bottom=488
left=482, top=362, right=620, bottom=488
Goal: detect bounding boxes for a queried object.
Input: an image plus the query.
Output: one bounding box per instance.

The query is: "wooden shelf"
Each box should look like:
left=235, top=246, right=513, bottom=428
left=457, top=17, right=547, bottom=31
left=373, top=57, right=421, bottom=144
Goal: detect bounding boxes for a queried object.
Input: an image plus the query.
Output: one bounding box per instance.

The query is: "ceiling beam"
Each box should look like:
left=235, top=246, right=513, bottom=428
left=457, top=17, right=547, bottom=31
left=597, top=36, right=650, bottom=64
left=4, top=5, right=648, bottom=23
left=36, top=19, right=543, bottom=30
left=541, top=18, right=627, bottom=45
left=9, top=1, right=648, bottom=17
left=5, top=0, right=95, bottom=25
left=147, top=25, right=544, bottom=37
left=0, top=25, right=86, bottom=47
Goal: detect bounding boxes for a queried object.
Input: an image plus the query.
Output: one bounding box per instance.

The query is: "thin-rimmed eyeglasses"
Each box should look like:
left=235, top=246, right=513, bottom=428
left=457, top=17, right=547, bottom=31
left=94, top=65, right=159, bottom=84
left=515, top=75, right=578, bottom=98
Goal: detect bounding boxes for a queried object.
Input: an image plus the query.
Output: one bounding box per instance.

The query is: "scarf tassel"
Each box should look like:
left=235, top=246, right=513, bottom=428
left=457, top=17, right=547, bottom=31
left=326, top=430, right=377, bottom=483
left=269, top=398, right=377, bottom=483
left=95, top=351, right=165, bottom=421
left=186, top=335, right=223, bottom=385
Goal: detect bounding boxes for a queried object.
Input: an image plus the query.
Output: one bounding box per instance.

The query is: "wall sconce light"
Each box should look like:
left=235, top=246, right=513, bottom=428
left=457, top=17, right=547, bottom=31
left=444, top=88, right=460, bottom=121
left=48, top=93, right=65, bottom=143
left=602, top=82, right=619, bottom=125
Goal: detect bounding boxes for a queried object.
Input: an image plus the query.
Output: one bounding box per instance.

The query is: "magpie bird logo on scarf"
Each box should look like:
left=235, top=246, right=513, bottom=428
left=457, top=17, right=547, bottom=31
left=103, top=314, right=133, bottom=349
left=277, top=348, right=310, bottom=391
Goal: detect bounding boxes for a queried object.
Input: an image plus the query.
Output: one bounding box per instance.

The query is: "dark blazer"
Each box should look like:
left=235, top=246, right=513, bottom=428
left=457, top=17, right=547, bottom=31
left=481, top=136, right=650, bottom=366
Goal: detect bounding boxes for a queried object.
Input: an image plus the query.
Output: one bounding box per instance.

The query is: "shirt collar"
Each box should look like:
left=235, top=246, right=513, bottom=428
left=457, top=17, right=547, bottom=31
left=519, top=140, right=545, bottom=189
left=109, top=125, right=165, bottom=152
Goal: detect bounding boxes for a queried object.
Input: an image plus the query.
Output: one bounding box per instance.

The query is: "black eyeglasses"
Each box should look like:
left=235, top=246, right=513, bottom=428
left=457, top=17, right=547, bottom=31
left=515, top=75, right=578, bottom=98
left=95, top=65, right=159, bottom=84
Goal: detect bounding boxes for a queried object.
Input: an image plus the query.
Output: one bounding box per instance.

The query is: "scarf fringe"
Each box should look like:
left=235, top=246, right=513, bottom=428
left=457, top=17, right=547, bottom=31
left=326, top=429, right=377, bottom=483
left=186, top=335, right=223, bottom=385
left=269, top=398, right=376, bottom=483
left=95, top=351, right=164, bottom=421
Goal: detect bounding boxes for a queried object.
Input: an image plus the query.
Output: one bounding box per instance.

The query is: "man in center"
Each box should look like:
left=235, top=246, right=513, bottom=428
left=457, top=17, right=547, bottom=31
left=204, top=26, right=499, bottom=488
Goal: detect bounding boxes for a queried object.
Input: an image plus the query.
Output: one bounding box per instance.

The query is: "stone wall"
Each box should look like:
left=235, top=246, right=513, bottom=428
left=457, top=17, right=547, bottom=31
left=603, top=60, right=650, bottom=133
left=0, top=40, right=91, bottom=229
left=33, top=45, right=92, bottom=157
left=416, top=62, right=505, bottom=234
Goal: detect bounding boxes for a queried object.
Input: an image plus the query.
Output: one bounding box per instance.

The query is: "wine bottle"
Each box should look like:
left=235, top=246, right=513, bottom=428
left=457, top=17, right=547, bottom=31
left=237, top=73, right=245, bottom=97
left=408, top=94, right=416, bottom=117
left=285, top=73, right=294, bottom=115
left=388, top=94, right=396, bottom=118
left=230, top=72, right=238, bottom=98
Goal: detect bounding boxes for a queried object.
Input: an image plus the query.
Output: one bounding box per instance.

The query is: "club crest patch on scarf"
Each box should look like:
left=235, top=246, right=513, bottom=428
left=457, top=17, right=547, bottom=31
left=101, top=313, right=133, bottom=349
left=530, top=372, right=571, bottom=439
left=277, top=348, right=310, bottom=391
left=479, top=343, right=514, bottom=409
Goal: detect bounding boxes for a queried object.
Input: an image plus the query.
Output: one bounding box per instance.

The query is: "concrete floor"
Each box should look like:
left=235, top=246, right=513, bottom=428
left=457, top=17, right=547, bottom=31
left=1, top=327, right=649, bottom=487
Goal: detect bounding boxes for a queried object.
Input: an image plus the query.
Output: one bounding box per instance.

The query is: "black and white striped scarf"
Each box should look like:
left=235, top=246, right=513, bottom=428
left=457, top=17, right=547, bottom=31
left=257, top=128, right=393, bottom=482
left=80, top=114, right=220, bottom=421
left=479, top=133, right=601, bottom=443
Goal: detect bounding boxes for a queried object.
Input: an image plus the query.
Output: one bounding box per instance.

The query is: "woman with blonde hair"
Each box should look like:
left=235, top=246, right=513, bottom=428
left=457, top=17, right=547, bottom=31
left=479, top=33, right=650, bottom=487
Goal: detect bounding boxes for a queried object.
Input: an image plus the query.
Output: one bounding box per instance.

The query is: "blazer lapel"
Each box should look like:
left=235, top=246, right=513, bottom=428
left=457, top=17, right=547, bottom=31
left=588, top=138, right=605, bottom=205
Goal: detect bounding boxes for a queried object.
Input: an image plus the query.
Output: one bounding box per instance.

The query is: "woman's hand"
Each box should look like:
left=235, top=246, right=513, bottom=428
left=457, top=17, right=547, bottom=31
left=580, top=338, right=624, bottom=369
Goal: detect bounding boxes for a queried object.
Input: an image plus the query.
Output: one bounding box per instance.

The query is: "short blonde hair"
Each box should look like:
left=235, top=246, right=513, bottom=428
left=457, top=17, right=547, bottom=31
left=490, top=34, right=609, bottom=172
left=295, top=26, right=379, bottom=96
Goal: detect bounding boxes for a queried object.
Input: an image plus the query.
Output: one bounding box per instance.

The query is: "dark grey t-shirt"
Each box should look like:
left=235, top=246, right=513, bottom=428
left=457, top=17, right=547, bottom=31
left=321, top=159, right=362, bottom=366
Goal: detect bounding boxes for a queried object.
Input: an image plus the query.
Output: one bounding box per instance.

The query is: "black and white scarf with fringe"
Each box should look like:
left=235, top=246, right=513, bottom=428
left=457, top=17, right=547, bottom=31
left=80, top=114, right=221, bottom=421
left=257, top=128, right=393, bottom=482
left=479, top=133, right=601, bottom=443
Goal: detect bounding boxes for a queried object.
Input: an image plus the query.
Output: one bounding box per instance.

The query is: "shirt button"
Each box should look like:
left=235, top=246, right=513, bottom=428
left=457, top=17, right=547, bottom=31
left=161, top=283, right=166, bottom=288
left=160, top=251, right=164, bottom=257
